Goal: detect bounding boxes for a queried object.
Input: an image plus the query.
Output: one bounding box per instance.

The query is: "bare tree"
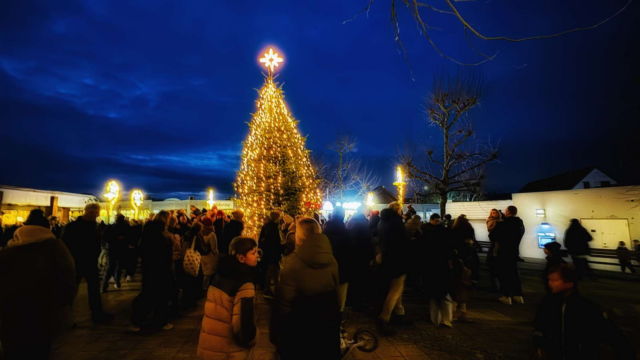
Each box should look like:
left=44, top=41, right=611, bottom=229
left=322, top=136, right=380, bottom=203
left=401, top=73, right=498, bottom=215
left=345, top=0, right=632, bottom=77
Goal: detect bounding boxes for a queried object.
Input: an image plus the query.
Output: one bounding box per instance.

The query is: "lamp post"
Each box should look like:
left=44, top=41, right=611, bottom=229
left=206, top=188, right=216, bottom=210
left=104, top=180, right=120, bottom=224
left=393, top=166, right=406, bottom=206
left=130, top=189, right=144, bottom=220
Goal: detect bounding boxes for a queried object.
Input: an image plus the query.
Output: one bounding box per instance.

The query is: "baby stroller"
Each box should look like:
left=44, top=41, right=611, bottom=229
left=340, top=324, right=378, bottom=359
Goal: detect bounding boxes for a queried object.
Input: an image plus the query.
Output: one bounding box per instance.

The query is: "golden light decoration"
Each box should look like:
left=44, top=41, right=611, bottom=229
left=366, top=192, right=375, bottom=207
left=206, top=188, right=216, bottom=210
left=393, top=166, right=406, bottom=206
left=259, top=48, right=283, bottom=74
left=236, top=47, right=321, bottom=236
left=130, top=189, right=144, bottom=220
left=104, top=180, right=120, bottom=223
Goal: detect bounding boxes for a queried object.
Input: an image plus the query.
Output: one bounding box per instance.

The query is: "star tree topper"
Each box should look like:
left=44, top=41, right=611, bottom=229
left=259, top=48, right=283, bottom=74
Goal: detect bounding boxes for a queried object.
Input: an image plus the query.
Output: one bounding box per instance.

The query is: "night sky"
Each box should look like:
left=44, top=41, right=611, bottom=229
left=1, top=0, right=638, bottom=200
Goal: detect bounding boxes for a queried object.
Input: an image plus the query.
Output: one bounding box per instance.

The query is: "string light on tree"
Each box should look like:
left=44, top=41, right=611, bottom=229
left=235, top=47, right=321, bottom=236
left=104, top=180, right=120, bottom=224
left=130, top=189, right=144, bottom=220
left=206, top=188, right=216, bottom=210
left=393, top=166, right=406, bottom=206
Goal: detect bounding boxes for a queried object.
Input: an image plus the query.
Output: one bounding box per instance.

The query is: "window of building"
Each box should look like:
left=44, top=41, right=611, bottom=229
left=582, top=182, right=590, bottom=189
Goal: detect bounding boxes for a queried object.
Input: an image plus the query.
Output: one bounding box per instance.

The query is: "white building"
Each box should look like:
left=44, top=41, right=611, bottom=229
left=0, top=185, right=98, bottom=225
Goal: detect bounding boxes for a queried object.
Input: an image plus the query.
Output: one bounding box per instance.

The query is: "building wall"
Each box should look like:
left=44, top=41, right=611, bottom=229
left=445, top=200, right=514, bottom=220
left=0, top=188, right=95, bottom=208
left=512, top=186, right=640, bottom=270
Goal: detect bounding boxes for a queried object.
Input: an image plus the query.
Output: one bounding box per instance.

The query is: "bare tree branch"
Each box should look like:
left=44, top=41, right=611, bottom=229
left=446, top=0, right=632, bottom=42
left=346, top=0, right=632, bottom=72
left=401, top=72, right=498, bottom=214
left=343, top=0, right=374, bottom=24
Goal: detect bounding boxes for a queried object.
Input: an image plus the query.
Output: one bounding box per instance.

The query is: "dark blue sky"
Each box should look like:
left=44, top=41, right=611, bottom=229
left=1, top=0, right=638, bottom=200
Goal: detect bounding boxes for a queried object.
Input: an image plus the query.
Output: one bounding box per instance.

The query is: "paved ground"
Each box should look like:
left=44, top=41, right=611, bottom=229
left=2, top=258, right=639, bottom=360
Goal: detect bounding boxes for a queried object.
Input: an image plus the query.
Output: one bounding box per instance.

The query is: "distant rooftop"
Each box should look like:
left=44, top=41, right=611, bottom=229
left=519, top=167, right=617, bottom=193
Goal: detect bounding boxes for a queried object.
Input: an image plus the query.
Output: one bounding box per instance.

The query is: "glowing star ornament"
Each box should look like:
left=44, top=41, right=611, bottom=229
left=393, top=166, right=406, bottom=206
left=130, top=189, right=144, bottom=220
left=259, top=48, right=283, bottom=74
left=104, top=180, right=120, bottom=223
left=206, top=188, right=216, bottom=210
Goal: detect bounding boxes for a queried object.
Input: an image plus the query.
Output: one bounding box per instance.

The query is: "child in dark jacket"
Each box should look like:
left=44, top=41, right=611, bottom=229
left=616, top=241, right=636, bottom=273
left=543, top=242, right=566, bottom=292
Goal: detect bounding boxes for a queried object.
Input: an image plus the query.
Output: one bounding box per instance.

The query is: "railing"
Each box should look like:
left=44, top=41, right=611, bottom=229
left=476, top=240, right=621, bottom=266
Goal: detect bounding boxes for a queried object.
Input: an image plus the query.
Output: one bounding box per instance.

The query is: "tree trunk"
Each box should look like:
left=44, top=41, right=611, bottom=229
left=439, top=192, right=448, bottom=217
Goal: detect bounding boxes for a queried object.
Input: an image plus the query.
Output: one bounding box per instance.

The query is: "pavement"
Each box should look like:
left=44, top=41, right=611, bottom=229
left=2, top=260, right=639, bottom=360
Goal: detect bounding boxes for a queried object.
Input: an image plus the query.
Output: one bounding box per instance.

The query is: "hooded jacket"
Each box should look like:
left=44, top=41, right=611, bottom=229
left=0, top=225, right=77, bottom=352
left=377, top=209, right=408, bottom=278
left=270, top=233, right=340, bottom=360
left=197, top=257, right=257, bottom=360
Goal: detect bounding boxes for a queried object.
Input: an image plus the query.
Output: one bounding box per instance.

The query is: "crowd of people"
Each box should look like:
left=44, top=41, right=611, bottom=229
left=0, top=202, right=637, bottom=359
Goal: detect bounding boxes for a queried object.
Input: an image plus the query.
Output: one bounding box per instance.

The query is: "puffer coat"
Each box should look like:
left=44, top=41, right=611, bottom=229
left=197, top=257, right=257, bottom=360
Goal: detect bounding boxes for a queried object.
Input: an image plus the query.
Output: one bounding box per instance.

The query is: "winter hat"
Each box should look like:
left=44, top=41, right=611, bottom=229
left=544, top=241, right=561, bottom=254
left=202, top=217, right=213, bottom=227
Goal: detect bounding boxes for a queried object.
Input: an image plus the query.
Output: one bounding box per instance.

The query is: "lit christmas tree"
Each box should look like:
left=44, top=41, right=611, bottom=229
left=235, top=48, right=321, bottom=236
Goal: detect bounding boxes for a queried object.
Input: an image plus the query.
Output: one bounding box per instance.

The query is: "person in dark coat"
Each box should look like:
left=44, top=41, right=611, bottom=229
left=421, top=213, right=456, bottom=327
left=219, top=209, right=245, bottom=256
left=451, top=214, right=476, bottom=254
left=459, top=238, right=480, bottom=284
left=616, top=241, right=636, bottom=273
left=63, top=203, right=108, bottom=322
left=260, top=211, right=283, bottom=299
left=404, top=215, right=423, bottom=294
left=102, top=214, right=130, bottom=291
left=0, top=209, right=77, bottom=359
left=323, top=205, right=354, bottom=313
left=347, top=206, right=373, bottom=312
left=564, top=219, right=593, bottom=279
left=270, top=218, right=340, bottom=360
left=213, top=210, right=228, bottom=243
left=490, top=206, right=525, bottom=305
left=181, top=223, right=210, bottom=309
left=542, top=242, right=566, bottom=292
left=124, top=219, right=143, bottom=281
left=130, top=211, right=175, bottom=331
left=49, top=216, right=63, bottom=240
left=534, top=264, right=635, bottom=360
left=376, top=202, right=409, bottom=334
